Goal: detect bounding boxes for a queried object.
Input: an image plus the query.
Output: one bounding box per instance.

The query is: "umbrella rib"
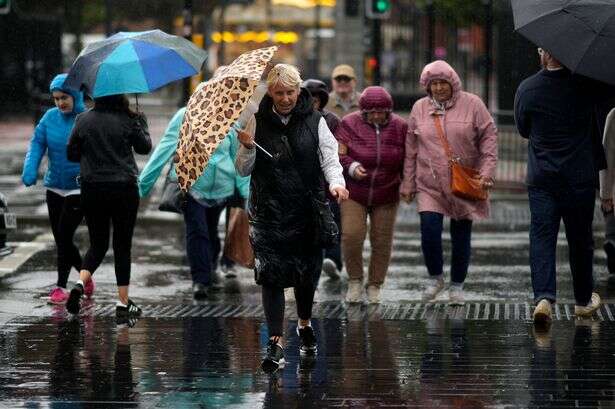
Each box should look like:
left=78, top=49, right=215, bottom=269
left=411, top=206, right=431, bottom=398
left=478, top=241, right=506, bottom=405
left=569, top=8, right=615, bottom=73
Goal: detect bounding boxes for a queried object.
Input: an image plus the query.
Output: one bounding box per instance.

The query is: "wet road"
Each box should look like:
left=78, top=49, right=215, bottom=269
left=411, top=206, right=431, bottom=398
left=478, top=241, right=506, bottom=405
left=2, top=315, right=615, bottom=408
left=1, top=217, right=615, bottom=407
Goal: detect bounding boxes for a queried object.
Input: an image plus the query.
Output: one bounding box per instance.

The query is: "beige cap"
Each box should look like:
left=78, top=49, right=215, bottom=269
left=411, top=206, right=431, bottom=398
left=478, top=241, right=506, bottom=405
left=331, top=64, right=356, bottom=79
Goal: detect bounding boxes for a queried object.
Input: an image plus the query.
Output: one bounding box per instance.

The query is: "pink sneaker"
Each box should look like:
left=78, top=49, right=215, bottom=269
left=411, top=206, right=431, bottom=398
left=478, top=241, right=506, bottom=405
left=49, top=287, right=68, bottom=305
left=84, top=279, right=95, bottom=298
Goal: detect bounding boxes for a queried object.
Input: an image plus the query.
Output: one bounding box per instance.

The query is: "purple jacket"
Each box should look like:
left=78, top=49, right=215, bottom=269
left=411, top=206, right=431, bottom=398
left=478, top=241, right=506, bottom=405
left=336, top=111, right=408, bottom=207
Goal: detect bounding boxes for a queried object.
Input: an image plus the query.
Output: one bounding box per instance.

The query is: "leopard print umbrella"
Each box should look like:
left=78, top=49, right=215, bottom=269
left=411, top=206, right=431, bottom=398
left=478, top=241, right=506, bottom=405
left=175, top=46, right=278, bottom=192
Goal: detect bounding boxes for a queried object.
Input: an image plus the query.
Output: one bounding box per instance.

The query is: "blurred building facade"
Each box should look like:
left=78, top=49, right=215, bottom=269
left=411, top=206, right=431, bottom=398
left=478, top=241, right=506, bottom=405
left=0, top=0, right=536, bottom=125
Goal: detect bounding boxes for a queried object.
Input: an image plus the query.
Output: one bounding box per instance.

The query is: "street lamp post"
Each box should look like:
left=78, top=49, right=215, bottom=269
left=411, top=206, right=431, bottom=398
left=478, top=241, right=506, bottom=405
left=314, top=1, right=321, bottom=78
left=373, top=17, right=381, bottom=85
left=218, top=2, right=227, bottom=66
left=483, top=0, right=493, bottom=108
left=181, top=0, right=193, bottom=105
left=104, top=0, right=113, bottom=37
left=426, top=0, right=435, bottom=64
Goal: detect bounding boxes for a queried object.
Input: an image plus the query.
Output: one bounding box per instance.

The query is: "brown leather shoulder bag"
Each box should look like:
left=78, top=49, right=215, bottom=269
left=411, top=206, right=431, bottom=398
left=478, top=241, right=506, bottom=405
left=433, top=115, right=488, bottom=201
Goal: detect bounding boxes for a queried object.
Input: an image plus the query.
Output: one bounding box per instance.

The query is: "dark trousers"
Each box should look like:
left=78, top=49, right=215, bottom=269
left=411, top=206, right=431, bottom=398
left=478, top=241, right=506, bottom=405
left=420, top=211, right=473, bottom=284
left=528, top=186, right=595, bottom=305
left=262, top=283, right=316, bottom=337
left=182, top=195, right=225, bottom=285
left=46, top=190, right=83, bottom=288
left=323, top=200, right=343, bottom=270
left=220, top=206, right=236, bottom=269
left=81, top=183, right=139, bottom=286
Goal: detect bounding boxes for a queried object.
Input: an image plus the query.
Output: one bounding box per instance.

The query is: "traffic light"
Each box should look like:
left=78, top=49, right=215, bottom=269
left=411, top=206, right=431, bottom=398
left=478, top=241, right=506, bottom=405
left=0, top=0, right=9, bottom=15
left=366, top=0, right=391, bottom=19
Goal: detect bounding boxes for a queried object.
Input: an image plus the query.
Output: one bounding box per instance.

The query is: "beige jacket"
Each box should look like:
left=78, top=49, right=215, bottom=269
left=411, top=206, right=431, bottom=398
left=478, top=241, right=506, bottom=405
left=325, top=91, right=361, bottom=119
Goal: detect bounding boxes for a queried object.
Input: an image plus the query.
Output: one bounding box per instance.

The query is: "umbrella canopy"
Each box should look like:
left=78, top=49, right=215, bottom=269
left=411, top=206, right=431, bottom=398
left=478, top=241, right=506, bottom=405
left=65, top=29, right=207, bottom=97
left=512, top=0, right=615, bottom=85
left=174, top=46, right=278, bottom=193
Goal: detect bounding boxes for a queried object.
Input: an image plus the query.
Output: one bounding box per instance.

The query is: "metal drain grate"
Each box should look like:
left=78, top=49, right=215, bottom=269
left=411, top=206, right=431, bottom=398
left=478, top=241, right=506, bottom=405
left=83, top=302, right=615, bottom=321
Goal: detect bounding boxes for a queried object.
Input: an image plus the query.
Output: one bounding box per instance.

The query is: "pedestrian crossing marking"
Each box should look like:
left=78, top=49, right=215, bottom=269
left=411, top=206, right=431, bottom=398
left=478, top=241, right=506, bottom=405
left=82, top=302, right=612, bottom=321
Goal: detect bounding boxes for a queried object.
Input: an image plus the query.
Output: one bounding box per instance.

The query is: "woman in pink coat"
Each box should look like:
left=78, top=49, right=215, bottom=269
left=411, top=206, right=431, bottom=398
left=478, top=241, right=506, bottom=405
left=400, top=61, right=497, bottom=305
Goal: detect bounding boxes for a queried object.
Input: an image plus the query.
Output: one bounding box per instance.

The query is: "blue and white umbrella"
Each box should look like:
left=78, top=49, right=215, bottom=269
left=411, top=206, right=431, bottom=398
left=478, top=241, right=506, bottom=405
left=65, top=29, right=207, bottom=97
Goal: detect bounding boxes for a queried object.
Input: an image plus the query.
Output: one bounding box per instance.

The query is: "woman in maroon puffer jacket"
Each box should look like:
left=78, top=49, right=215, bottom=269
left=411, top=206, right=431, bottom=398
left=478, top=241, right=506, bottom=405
left=335, top=86, right=408, bottom=304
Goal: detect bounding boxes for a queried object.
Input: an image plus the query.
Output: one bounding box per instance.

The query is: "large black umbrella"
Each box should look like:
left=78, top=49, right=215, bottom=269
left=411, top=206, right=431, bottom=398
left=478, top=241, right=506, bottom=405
left=512, top=0, right=615, bottom=85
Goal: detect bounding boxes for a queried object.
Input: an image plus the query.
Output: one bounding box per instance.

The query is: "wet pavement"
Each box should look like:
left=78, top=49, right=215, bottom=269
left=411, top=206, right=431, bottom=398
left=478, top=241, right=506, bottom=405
left=2, top=315, right=615, bottom=408
left=0, top=216, right=615, bottom=407
left=3, top=111, right=615, bottom=407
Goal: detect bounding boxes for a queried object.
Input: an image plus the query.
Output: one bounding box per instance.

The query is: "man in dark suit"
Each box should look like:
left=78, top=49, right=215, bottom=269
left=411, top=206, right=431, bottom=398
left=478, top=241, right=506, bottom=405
left=515, top=47, right=606, bottom=324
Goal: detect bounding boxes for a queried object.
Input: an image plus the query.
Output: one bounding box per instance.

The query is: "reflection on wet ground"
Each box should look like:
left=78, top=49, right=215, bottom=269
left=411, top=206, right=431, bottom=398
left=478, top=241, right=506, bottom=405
left=0, top=315, right=614, bottom=408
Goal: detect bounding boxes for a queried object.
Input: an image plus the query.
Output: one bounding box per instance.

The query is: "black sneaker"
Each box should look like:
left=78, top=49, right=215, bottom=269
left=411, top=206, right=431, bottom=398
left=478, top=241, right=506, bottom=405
left=297, top=325, right=317, bottom=355
left=605, top=242, right=615, bottom=274
left=116, top=315, right=140, bottom=328
left=116, top=299, right=142, bottom=317
left=66, top=283, right=84, bottom=315
left=193, top=283, right=208, bottom=299
left=261, top=340, right=285, bottom=373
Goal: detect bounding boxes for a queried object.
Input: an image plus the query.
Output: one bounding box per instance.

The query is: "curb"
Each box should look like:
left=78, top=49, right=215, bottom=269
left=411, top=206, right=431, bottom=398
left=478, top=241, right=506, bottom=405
left=0, top=233, right=53, bottom=278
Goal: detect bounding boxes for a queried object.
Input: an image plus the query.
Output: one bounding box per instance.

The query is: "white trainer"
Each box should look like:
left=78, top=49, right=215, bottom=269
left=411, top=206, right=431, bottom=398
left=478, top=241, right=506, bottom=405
left=448, top=286, right=465, bottom=306
left=422, top=278, right=445, bottom=302
left=345, top=280, right=363, bottom=303
left=367, top=285, right=381, bottom=304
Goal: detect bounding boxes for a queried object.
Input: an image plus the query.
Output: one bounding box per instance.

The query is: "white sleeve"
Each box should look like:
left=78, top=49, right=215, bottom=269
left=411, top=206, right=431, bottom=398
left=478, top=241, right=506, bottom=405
left=234, top=115, right=257, bottom=176
left=318, top=117, right=345, bottom=188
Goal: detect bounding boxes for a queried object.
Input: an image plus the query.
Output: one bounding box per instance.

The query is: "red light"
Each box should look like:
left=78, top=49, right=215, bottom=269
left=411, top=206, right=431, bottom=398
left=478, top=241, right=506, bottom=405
left=368, top=57, right=378, bottom=69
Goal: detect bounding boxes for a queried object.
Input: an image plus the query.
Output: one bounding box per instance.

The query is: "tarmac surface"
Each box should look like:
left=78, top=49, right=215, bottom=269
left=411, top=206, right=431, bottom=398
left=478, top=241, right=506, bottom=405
left=0, top=210, right=614, bottom=408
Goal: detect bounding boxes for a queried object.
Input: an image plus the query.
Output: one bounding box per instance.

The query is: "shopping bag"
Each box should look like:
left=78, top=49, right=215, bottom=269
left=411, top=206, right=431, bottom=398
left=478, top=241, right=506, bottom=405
left=223, top=208, right=255, bottom=268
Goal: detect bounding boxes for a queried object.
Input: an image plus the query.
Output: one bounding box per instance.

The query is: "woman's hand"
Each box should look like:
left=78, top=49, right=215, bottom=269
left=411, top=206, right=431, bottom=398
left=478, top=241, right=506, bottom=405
left=400, top=192, right=415, bottom=204
left=479, top=176, right=494, bottom=190
left=329, top=185, right=349, bottom=204
left=237, top=129, right=255, bottom=149
left=352, top=165, right=368, bottom=180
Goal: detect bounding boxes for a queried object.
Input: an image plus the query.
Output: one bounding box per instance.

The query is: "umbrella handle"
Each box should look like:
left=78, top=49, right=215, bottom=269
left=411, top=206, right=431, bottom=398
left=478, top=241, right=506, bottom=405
left=254, top=141, right=274, bottom=158
left=135, top=94, right=140, bottom=113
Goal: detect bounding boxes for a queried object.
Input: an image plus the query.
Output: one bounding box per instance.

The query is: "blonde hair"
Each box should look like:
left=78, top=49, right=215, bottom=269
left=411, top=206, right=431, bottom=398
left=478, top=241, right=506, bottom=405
left=266, top=64, right=302, bottom=89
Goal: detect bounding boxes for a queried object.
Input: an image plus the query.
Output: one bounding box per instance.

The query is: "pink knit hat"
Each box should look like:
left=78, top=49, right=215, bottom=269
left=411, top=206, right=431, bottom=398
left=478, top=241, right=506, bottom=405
left=359, top=86, right=393, bottom=111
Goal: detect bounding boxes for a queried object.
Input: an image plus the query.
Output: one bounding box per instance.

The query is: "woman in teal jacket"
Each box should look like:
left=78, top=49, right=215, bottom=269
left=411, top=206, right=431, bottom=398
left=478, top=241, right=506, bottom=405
left=21, top=73, right=94, bottom=304
left=139, top=107, right=249, bottom=299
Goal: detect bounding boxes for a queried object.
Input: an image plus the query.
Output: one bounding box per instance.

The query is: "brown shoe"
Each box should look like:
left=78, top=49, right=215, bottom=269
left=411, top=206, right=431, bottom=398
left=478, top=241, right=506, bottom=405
left=533, top=299, right=552, bottom=324
left=574, top=292, right=601, bottom=317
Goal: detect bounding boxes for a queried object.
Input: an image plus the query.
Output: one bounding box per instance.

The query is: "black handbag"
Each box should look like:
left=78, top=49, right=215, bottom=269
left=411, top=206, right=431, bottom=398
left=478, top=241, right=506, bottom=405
left=281, top=135, right=339, bottom=249
left=310, top=194, right=339, bottom=249
left=158, top=167, right=185, bottom=214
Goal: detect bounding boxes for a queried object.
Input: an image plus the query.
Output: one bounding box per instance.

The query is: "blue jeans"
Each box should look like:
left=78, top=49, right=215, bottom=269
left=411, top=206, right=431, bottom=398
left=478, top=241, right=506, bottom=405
left=528, top=186, right=595, bottom=305
left=420, top=211, right=472, bottom=285
left=183, top=196, right=225, bottom=285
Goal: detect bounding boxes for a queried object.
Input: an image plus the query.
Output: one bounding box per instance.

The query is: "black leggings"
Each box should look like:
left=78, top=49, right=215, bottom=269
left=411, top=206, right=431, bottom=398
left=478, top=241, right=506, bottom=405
left=262, top=283, right=316, bottom=337
left=81, top=183, right=139, bottom=286
left=46, top=190, right=83, bottom=288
